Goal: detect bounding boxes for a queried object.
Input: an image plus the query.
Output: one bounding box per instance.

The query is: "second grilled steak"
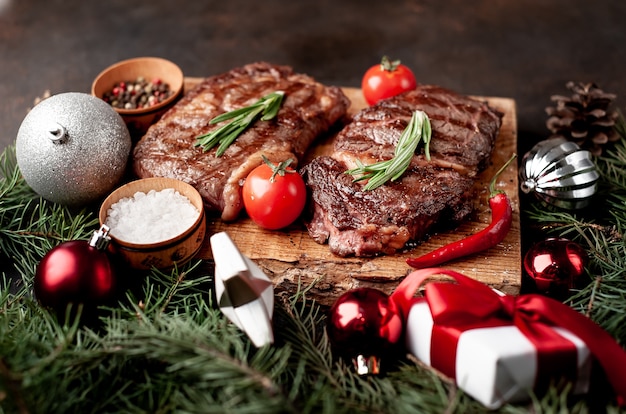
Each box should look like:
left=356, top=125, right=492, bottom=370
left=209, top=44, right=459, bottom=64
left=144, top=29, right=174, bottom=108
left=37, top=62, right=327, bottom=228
left=301, top=85, right=503, bottom=257
left=132, top=62, right=350, bottom=221
left=334, top=84, right=501, bottom=175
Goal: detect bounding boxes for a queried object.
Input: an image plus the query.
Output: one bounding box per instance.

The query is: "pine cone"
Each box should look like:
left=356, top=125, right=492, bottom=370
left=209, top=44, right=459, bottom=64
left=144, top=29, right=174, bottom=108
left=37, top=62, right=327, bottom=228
left=545, top=81, right=619, bottom=156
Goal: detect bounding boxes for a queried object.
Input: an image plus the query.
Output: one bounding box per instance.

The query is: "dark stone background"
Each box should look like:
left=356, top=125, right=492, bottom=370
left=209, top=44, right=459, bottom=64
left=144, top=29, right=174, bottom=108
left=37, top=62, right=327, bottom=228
left=2, top=0, right=626, bottom=155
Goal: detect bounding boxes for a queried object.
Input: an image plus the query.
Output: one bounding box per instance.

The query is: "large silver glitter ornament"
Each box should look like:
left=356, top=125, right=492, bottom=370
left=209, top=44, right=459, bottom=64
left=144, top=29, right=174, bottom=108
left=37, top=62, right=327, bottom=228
left=16, top=92, right=131, bottom=206
left=519, top=137, right=599, bottom=209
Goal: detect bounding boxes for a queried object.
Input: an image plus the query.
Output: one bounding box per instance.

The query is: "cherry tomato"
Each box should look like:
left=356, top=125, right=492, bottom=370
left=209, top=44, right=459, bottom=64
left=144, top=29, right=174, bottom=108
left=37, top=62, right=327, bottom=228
left=361, top=56, right=417, bottom=105
left=242, top=156, right=307, bottom=230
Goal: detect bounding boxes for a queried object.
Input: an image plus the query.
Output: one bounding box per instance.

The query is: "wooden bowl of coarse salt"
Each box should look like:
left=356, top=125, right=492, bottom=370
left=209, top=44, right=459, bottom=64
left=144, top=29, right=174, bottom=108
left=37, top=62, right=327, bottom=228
left=99, top=177, right=206, bottom=270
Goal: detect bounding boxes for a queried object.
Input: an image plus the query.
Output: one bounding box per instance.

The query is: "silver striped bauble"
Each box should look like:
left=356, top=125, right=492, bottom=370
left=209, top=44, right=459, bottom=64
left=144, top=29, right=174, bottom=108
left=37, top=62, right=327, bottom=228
left=519, top=137, right=599, bottom=209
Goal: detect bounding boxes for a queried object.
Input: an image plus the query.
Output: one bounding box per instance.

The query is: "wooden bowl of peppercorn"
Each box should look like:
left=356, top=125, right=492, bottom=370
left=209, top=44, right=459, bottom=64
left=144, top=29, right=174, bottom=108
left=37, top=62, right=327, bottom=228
left=91, top=57, right=184, bottom=139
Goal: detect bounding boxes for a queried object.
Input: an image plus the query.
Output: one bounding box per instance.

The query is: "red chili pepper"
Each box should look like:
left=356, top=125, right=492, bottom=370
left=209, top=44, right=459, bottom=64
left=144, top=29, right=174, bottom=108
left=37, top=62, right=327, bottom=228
left=406, top=154, right=517, bottom=269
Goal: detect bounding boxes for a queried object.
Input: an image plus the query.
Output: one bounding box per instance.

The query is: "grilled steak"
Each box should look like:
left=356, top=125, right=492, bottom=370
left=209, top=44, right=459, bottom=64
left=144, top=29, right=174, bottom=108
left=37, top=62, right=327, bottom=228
left=132, top=62, right=350, bottom=221
left=301, top=85, right=503, bottom=257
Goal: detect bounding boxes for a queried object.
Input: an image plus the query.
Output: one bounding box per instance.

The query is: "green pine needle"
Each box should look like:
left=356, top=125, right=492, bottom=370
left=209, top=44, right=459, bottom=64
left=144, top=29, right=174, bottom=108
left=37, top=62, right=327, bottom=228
left=0, top=145, right=98, bottom=277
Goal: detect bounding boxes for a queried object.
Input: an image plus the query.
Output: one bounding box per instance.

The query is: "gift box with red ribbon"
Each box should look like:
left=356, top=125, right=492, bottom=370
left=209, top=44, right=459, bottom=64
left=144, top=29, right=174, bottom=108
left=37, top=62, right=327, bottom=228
left=405, top=299, right=591, bottom=408
left=390, top=268, right=626, bottom=409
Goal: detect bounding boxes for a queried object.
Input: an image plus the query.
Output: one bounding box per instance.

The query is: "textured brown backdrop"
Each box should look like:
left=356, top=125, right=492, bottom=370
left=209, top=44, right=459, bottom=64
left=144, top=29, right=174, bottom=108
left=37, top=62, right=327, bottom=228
left=2, top=0, right=626, bottom=156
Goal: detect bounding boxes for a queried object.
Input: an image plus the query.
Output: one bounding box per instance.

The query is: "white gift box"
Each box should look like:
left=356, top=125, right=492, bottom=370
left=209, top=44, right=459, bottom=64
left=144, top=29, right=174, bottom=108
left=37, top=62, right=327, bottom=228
left=405, top=300, right=592, bottom=409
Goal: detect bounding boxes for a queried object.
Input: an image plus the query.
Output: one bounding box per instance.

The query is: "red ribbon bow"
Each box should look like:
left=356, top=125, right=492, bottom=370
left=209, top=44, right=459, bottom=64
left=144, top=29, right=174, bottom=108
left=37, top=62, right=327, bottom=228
left=391, top=268, right=626, bottom=406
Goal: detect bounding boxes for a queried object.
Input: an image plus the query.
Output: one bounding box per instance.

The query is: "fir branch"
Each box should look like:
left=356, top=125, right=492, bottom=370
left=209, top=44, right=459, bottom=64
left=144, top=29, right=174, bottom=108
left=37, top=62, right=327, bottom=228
left=0, top=145, right=98, bottom=278
left=0, top=260, right=617, bottom=413
left=0, top=144, right=33, bottom=201
left=3, top=122, right=626, bottom=412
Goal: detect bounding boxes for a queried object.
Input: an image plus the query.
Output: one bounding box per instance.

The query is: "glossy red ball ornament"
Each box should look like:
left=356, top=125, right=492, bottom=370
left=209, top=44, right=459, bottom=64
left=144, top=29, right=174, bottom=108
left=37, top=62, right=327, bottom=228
left=523, top=238, right=588, bottom=297
left=326, top=287, right=404, bottom=375
left=34, top=226, right=117, bottom=315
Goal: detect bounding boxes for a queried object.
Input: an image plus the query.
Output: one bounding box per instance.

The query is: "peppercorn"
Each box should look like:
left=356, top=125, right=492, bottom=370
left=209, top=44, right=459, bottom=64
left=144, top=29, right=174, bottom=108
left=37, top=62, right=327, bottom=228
left=102, top=77, right=173, bottom=110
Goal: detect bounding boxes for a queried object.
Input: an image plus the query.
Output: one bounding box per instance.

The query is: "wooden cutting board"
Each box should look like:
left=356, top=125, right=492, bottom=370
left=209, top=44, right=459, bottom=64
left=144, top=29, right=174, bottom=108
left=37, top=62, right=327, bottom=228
left=184, top=78, right=521, bottom=306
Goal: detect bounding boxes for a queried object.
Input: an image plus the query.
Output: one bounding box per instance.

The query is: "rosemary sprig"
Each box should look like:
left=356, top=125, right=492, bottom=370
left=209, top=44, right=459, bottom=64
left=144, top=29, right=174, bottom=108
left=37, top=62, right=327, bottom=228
left=195, top=91, right=285, bottom=156
left=345, top=110, right=432, bottom=191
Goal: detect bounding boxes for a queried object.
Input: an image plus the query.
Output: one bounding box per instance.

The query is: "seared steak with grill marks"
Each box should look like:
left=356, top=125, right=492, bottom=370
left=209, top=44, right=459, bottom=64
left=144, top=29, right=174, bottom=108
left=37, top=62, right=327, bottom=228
left=132, top=62, right=350, bottom=221
left=303, top=156, right=476, bottom=257
left=301, top=85, right=503, bottom=257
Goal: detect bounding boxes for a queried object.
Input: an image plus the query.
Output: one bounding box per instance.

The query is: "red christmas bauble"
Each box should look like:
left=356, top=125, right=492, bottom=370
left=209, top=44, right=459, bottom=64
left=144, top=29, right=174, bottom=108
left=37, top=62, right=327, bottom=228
left=523, top=238, right=588, bottom=296
left=34, top=231, right=117, bottom=314
left=326, top=287, right=404, bottom=374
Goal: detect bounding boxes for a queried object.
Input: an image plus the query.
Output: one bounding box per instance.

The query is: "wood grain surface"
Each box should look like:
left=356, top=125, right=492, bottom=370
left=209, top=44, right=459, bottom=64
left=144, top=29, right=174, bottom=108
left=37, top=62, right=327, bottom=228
left=183, top=78, right=521, bottom=306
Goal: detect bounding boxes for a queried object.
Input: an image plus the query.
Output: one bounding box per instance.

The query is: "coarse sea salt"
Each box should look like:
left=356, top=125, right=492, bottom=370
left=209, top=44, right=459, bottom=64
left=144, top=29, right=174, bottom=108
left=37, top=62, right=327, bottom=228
left=105, top=188, right=200, bottom=244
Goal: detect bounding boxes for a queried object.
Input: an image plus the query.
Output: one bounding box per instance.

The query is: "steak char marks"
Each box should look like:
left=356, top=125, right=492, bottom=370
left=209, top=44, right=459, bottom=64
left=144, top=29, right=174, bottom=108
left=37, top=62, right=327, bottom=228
left=301, top=85, right=503, bottom=257
left=133, top=62, right=349, bottom=221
